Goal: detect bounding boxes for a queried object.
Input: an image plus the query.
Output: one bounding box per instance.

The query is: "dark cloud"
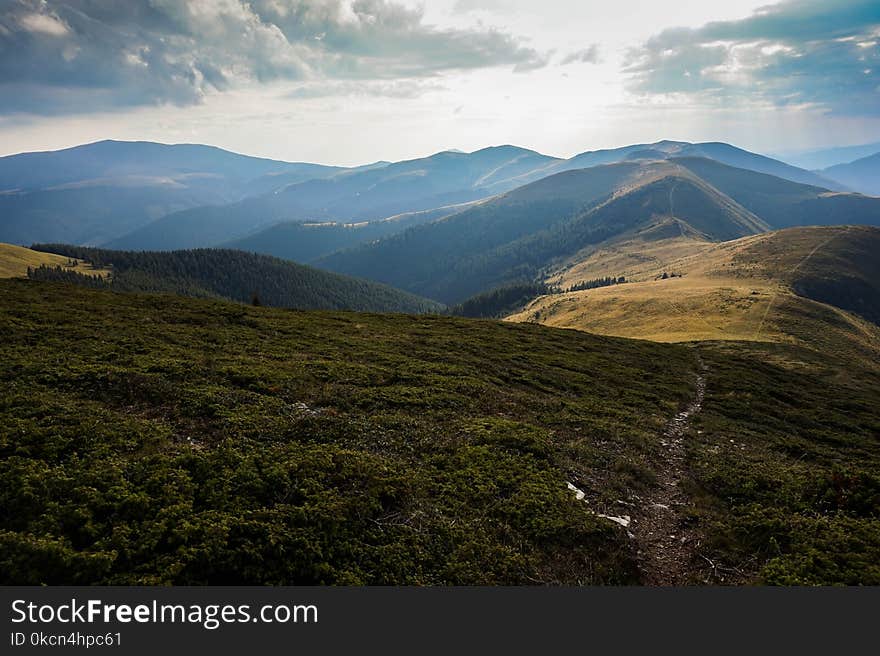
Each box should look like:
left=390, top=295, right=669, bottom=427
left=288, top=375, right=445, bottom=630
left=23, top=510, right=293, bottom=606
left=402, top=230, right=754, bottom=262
left=561, top=45, right=600, bottom=65
left=0, top=0, right=547, bottom=114
left=626, top=0, right=880, bottom=115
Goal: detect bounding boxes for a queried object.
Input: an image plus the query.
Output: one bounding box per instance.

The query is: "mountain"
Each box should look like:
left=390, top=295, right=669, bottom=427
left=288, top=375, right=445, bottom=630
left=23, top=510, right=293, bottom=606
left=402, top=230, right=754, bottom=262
left=510, top=225, right=880, bottom=357
left=224, top=201, right=483, bottom=264
left=1, top=138, right=842, bottom=253
left=822, top=153, right=880, bottom=196
left=0, top=139, right=340, bottom=193
left=27, top=245, right=442, bottom=314
left=759, top=226, right=880, bottom=326
left=105, top=145, right=561, bottom=251
left=313, top=161, right=659, bottom=302
left=240, top=160, right=390, bottom=198
left=494, top=140, right=845, bottom=191
left=0, top=140, right=352, bottom=246
left=3, top=278, right=878, bottom=584
left=672, top=157, right=880, bottom=228
left=316, top=156, right=880, bottom=305
left=774, top=141, right=880, bottom=170
left=0, top=183, right=234, bottom=247
left=671, top=142, right=844, bottom=189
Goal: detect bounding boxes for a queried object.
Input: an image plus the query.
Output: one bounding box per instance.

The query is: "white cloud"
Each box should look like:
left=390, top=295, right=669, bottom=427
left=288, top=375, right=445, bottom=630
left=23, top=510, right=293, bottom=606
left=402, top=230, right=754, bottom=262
left=626, top=0, right=880, bottom=116
left=18, top=11, right=68, bottom=36
left=0, top=0, right=547, bottom=114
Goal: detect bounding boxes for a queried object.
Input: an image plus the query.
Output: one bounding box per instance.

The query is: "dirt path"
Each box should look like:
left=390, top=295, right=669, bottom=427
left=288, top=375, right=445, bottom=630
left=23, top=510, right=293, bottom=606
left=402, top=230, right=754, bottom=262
left=668, top=181, right=677, bottom=218
left=629, top=355, right=707, bottom=585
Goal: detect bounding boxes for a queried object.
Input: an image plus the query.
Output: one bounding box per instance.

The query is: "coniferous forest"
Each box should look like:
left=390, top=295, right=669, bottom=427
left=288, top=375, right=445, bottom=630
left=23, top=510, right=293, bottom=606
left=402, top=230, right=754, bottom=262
left=28, top=245, right=443, bottom=314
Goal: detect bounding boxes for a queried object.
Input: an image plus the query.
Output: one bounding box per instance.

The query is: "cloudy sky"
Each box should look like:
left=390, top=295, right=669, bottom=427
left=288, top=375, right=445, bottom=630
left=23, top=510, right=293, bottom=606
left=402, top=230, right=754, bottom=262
left=1, top=0, right=879, bottom=163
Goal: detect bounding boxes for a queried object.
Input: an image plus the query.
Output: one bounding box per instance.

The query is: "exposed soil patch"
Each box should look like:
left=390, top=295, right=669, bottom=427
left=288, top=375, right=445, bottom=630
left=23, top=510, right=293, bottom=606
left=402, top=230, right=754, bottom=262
left=629, top=355, right=707, bottom=585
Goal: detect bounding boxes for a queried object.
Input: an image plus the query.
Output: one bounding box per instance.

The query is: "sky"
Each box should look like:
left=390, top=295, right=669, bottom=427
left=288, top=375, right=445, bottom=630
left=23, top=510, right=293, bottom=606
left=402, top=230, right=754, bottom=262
left=0, top=0, right=879, bottom=164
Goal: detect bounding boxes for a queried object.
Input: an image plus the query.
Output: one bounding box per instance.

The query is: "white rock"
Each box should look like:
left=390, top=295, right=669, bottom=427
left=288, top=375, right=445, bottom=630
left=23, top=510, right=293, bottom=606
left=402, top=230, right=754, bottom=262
left=566, top=482, right=586, bottom=501
left=598, top=513, right=631, bottom=528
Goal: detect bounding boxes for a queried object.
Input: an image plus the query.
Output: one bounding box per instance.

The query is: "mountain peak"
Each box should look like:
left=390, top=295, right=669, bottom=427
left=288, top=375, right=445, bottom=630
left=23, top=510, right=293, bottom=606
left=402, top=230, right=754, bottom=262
left=471, top=144, right=540, bottom=156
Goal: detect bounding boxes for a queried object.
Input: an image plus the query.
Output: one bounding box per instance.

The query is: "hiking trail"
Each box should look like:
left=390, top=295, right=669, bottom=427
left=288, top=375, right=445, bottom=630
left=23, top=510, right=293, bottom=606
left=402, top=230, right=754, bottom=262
left=629, top=354, right=707, bottom=585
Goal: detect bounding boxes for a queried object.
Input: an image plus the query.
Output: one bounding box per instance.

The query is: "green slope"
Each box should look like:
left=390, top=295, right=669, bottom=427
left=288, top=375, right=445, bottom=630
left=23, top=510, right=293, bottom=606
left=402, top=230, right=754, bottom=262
left=27, top=245, right=442, bottom=314
left=0, top=281, right=877, bottom=585
left=0, top=280, right=693, bottom=585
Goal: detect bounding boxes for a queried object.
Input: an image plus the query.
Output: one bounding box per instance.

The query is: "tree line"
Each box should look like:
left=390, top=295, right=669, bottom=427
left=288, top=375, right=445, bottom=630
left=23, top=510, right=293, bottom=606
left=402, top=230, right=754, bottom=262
left=449, top=276, right=627, bottom=319
left=27, top=245, right=442, bottom=314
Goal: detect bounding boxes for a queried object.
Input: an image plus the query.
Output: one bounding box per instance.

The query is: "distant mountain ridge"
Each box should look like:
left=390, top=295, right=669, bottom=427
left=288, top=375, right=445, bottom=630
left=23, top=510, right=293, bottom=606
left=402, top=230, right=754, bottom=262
left=0, top=137, right=863, bottom=255
left=103, top=139, right=841, bottom=254
left=105, top=145, right=560, bottom=251
left=775, top=141, right=880, bottom=170
left=0, top=140, right=335, bottom=193
left=316, top=157, right=880, bottom=304
left=0, top=140, right=363, bottom=246
left=224, top=201, right=483, bottom=264
left=490, top=140, right=845, bottom=191
left=822, top=153, right=880, bottom=196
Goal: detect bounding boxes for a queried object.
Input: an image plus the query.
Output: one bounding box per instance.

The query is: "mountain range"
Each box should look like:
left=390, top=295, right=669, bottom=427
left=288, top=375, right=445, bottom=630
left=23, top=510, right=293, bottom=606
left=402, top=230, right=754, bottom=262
left=775, top=141, right=880, bottom=170
left=3, top=137, right=879, bottom=311
left=0, top=140, right=367, bottom=246
left=3, top=137, right=872, bottom=253
left=316, top=157, right=880, bottom=304
left=3, top=134, right=880, bottom=587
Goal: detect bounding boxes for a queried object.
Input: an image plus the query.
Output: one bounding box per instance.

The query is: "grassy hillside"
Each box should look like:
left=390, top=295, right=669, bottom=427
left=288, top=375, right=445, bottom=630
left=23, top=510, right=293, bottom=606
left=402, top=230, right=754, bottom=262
left=731, top=225, right=880, bottom=326
left=685, top=339, right=880, bottom=585
left=510, top=226, right=880, bottom=360
left=0, top=280, right=694, bottom=585
left=1, top=280, right=877, bottom=585
left=0, top=243, right=109, bottom=279
left=28, top=245, right=442, bottom=314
